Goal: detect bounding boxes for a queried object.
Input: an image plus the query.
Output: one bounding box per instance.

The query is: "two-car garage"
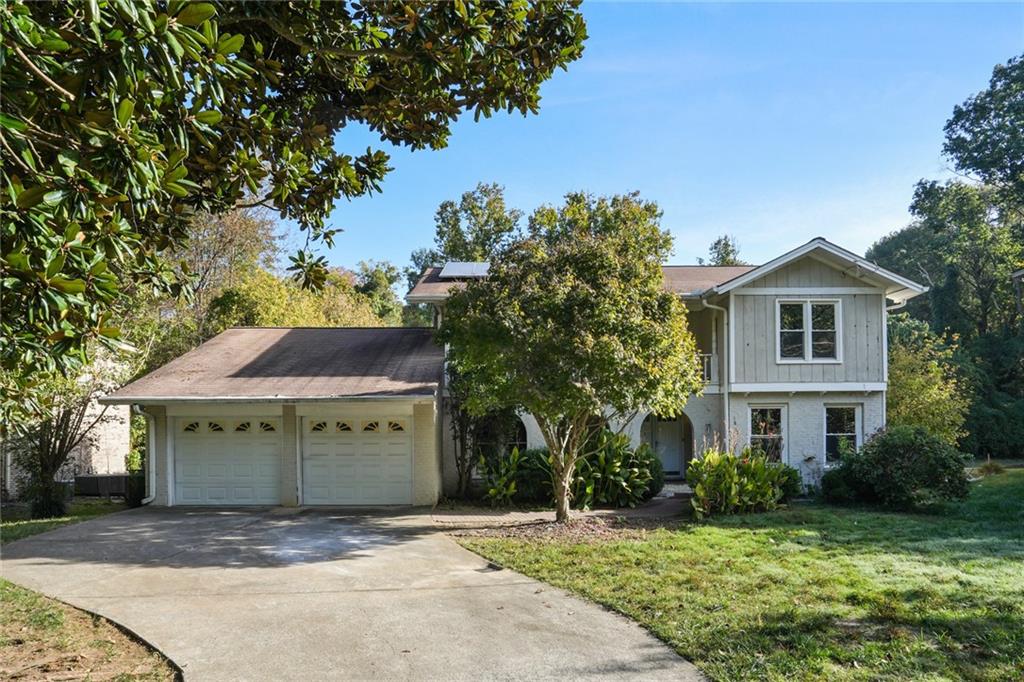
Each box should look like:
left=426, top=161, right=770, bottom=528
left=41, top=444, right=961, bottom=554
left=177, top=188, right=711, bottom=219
left=171, top=413, right=415, bottom=506
left=102, top=328, right=443, bottom=508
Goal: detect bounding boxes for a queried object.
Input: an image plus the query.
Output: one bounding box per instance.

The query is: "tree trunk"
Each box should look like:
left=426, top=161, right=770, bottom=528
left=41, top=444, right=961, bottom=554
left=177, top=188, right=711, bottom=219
left=553, top=466, right=572, bottom=522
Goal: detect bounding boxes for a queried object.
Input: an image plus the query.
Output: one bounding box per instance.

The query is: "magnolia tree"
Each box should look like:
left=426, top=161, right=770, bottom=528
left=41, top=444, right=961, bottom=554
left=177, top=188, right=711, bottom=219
left=0, top=0, right=586, bottom=416
left=439, top=192, right=704, bottom=522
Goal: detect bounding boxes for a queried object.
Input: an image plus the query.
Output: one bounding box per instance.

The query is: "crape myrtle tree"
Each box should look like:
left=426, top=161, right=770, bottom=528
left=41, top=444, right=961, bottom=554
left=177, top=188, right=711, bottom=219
left=0, top=0, right=586, bottom=414
left=439, top=192, right=704, bottom=522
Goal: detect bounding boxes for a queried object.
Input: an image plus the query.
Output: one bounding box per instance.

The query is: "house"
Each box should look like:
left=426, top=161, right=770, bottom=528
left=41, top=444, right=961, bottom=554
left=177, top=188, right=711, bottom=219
left=101, top=237, right=925, bottom=506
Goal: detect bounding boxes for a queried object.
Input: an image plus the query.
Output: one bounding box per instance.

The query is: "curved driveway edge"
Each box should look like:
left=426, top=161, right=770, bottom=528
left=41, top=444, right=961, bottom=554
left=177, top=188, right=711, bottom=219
left=1, top=507, right=703, bottom=681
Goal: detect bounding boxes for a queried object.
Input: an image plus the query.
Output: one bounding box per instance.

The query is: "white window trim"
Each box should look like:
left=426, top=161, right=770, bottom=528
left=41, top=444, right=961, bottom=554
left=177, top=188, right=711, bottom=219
left=747, top=404, right=788, bottom=464
left=775, top=298, right=843, bottom=364
left=823, top=404, right=862, bottom=467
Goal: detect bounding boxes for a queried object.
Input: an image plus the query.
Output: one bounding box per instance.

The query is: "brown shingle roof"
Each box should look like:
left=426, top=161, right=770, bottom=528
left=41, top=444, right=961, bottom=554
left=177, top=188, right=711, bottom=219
left=406, top=264, right=757, bottom=301
left=660, top=265, right=757, bottom=295
left=102, top=328, right=442, bottom=403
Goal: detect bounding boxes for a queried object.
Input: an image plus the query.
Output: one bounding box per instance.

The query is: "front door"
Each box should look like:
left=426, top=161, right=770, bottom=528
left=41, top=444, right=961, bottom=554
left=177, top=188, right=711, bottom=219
left=654, top=417, right=683, bottom=476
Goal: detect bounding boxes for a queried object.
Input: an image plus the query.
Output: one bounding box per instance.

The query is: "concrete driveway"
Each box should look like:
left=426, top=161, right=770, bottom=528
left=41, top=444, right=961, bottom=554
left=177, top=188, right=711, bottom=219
left=1, top=507, right=702, bottom=681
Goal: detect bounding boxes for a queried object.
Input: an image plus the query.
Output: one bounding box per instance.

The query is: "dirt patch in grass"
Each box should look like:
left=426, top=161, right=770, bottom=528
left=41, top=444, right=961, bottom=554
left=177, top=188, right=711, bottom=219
left=0, top=579, right=177, bottom=680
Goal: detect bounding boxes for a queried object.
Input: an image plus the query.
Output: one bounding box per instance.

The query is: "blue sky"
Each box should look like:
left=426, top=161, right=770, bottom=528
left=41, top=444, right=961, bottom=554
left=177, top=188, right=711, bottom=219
left=283, top=2, right=1024, bottom=273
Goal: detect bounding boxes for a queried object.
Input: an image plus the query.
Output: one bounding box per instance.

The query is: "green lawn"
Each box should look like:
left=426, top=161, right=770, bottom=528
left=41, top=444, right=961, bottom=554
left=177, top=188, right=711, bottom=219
left=1, top=498, right=125, bottom=545
left=458, top=470, right=1024, bottom=681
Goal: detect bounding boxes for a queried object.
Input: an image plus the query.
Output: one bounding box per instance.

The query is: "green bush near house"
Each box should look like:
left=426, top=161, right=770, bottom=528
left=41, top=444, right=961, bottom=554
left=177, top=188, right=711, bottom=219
left=686, top=447, right=801, bottom=520
left=479, top=448, right=521, bottom=508
left=573, top=432, right=655, bottom=509
left=821, top=425, right=970, bottom=510
left=478, top=431, right=663, bottom=509
left=513, top=448, right=555, bottom=504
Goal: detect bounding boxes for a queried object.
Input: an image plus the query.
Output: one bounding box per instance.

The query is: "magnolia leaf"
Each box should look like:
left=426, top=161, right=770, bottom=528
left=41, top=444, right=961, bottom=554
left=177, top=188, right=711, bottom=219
left=176, top=2, right=215, bottom=26
left=49, top=277, right=87, bottom=294
left=116, top=99, right=135, bottom=127
left=194, top=110, right=222, bottom=125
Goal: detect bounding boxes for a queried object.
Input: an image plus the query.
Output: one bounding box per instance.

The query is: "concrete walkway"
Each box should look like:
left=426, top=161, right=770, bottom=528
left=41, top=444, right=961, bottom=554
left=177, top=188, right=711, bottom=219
left=1, top=507, right=703, bottom=681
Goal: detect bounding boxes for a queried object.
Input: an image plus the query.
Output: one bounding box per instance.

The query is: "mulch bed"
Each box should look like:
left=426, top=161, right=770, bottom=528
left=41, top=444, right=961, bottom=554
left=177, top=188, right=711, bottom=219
left=448, top=514, right=684, bottom=542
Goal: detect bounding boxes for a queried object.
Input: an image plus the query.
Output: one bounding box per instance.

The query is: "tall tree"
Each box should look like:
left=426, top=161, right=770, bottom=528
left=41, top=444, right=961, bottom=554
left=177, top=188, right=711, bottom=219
left=204, top=269, right=381, bottom=336
left=909, top=181, right=1022, bottom=337
left=0, top=1, right=586, bottom=395
left=404, top=182, right=524, bottom=289
left=944, top=54, right=1024, bottom=203
left=440, top=193, right=704, bottom=522
left=171, top=210, right=281, bottom=321
left=886, top=314, right=969, bottom=446
left=697, top=234, right=748, bottom=266
left=355, top=260, right=403, bottom=326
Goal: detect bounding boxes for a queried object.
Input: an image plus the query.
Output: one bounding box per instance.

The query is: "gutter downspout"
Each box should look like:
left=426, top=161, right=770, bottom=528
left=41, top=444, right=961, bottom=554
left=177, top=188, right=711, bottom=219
left=131, top=405, right=156, bottom=505
left=701, top=297, right=730, bottom=441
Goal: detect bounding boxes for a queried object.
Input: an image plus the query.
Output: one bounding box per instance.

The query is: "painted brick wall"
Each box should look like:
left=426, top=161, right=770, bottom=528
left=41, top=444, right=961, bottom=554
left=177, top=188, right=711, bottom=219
left=728, top=391, right=885, bottom=483
left=145, top=405, right=169, bottom=506
left=280, top=405, right=298, bottom=506
left=413, top=401, right=441, bottom=505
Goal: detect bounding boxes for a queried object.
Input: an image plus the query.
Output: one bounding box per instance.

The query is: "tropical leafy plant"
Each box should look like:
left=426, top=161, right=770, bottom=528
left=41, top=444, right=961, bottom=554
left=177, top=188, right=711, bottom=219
left=572, top=431, right=655, bottom=509
left=686, top=447, right=799, bottom=520
left=479, top=447, right=520, bottom=508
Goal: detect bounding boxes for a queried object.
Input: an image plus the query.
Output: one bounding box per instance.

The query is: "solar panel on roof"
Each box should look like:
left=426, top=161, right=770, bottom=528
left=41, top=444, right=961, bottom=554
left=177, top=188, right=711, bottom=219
left=439, top=262, right=490, bottom=279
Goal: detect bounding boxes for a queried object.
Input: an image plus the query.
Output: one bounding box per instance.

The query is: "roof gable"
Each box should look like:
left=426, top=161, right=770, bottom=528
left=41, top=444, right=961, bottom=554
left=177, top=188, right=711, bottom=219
left=708, top=238, right=927, bottom=303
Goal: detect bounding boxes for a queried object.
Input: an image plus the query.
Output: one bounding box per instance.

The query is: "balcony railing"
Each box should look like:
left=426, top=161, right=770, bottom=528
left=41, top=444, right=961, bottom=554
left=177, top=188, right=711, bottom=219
left=700, top=353, right=717, bottom=384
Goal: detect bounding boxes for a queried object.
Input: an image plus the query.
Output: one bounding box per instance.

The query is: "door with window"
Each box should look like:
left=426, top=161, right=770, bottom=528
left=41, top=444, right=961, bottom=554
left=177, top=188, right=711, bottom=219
left=749, top=406, right=786, bottom=462
left=302, top=417, right=413, bottom=505
left=175, top=417, right=282, bottom=505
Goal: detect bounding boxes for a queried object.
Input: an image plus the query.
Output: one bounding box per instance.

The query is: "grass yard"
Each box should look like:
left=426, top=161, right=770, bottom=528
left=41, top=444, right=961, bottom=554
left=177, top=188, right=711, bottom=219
left=0, top=579, right=176, bottom=680
left=458, top=470, right=1024, bottom=681
left=1, top=498, right=126, bottom=545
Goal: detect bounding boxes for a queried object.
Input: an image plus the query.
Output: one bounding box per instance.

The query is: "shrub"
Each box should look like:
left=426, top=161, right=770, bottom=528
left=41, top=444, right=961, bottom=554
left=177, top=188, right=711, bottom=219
left=777, top=464, right=803, bottom=502
left=514, top=448, right=554, bottom=504
left=820, top=466, right=862, bottom=504
left=976, top=459, right=1006, bottom=477
left=822, top=426, right=970, bottom=510
left=479, top=447, right=521, bottom=507
left=125, top=473, right=146, bottom=508
left=686, top=447, right=799, bottom=520
left=639, top=444, right=665, bottom=500
left=573, top=431, right=654, bottom=509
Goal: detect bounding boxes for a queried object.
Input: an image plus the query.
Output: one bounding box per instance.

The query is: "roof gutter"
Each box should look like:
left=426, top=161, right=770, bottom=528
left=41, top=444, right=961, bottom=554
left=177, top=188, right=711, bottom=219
left=697, top=297, right=731, bottom=437
left=100, top=393, right=439, bottom=405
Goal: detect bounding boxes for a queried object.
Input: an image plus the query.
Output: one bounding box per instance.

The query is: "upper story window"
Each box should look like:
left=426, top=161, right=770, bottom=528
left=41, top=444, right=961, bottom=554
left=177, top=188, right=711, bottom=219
left=776, top=299, right=841, bottom=363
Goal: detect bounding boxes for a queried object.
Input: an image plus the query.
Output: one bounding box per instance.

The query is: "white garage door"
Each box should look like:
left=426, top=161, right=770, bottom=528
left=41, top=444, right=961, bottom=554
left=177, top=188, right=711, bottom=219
left=175, top=418, right=282, bottom=505
left=302, top=417, right=413, bottom=505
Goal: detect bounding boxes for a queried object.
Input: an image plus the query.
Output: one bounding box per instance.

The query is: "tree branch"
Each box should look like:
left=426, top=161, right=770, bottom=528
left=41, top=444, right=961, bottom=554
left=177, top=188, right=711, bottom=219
left=218, top=15, right=412, bottom=61
left=12, top=45, right=76, bottom=101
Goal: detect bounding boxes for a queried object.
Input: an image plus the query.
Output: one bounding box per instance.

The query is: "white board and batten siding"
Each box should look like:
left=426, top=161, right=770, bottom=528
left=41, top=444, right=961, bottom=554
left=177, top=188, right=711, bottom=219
left=731, top=258, right=886, bottom=386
